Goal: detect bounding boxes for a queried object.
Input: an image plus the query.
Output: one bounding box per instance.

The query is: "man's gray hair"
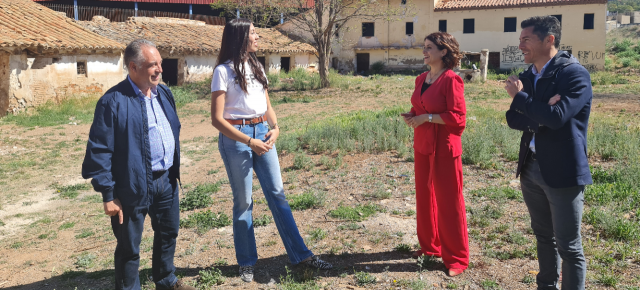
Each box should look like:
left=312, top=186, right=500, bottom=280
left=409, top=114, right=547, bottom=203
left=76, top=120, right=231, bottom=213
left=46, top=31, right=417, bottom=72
left=123, top=39, right=157, bottom=70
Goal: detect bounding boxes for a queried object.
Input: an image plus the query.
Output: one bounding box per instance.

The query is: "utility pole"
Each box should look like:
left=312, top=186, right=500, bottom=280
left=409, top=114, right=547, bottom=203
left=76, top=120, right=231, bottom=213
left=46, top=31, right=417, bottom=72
left=134, top=2, right=138, bottom=17
left=73, top=0, right=78, bottom=20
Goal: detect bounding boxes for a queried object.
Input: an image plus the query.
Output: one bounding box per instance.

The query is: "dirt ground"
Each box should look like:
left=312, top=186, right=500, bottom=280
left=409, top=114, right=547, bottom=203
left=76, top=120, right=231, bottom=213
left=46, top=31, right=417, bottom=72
left=0, top=83, right=639, bottom=290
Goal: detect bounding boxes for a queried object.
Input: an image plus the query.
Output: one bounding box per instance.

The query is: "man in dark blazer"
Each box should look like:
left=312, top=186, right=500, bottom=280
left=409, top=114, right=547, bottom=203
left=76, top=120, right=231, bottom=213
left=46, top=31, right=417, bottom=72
left=82, top=39, right=194, bottom=290
left=505, top=16, right=592, bottom=290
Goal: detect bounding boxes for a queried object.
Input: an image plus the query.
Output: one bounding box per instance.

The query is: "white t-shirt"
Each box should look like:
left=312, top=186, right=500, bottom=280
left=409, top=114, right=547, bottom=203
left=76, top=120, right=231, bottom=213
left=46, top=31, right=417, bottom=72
left=211, top=61, right=268, bottom=119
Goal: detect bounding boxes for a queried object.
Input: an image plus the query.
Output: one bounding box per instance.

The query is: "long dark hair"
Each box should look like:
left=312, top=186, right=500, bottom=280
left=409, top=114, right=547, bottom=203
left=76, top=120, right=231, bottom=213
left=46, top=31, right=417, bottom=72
left=216, top=18, right=268, bottom=93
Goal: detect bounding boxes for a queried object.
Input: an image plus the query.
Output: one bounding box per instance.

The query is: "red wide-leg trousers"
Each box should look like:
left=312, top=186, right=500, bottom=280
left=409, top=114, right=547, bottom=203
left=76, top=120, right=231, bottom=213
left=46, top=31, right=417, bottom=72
left=415, top=150, right=469, bottom=270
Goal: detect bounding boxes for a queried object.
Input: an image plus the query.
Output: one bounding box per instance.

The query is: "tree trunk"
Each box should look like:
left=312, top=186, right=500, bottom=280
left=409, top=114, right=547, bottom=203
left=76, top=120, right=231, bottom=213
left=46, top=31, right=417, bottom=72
left=318, top=52, right=330, bottom=88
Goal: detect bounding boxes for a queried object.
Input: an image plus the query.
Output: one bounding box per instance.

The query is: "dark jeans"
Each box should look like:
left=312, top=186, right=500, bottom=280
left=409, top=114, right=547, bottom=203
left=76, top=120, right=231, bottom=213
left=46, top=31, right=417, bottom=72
left=520, top=155, right=586, bottom=290
left=110, top=170, right=179, bottom=290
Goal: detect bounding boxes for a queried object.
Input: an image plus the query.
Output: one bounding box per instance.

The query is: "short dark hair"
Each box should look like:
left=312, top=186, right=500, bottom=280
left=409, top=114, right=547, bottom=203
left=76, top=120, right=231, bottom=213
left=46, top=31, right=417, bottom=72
left=424, top=32, right=463, bottom=70
left=521, top=16, right=561, bottom=48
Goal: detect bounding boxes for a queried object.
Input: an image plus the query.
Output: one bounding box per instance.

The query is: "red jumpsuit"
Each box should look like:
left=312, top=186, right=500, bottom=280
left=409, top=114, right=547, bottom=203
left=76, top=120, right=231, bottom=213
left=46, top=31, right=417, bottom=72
left=410, top=70, right=469, bottom=270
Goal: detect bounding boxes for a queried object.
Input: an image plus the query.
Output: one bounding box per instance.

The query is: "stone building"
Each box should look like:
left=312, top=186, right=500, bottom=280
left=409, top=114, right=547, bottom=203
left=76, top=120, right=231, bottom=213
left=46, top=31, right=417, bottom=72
left=0, top=0, right=125, bottom=116
left=79, top=16, right=318, bottom=86
left=304, top=0, right=607, bottom=73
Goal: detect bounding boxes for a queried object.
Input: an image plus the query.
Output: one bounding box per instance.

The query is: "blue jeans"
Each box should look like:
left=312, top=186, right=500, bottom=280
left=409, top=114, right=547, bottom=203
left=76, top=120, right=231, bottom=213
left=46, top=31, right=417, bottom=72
left=520, top=155, right=586, bottom=290
left=111, top=170, right=179, bottom=290
left=218, top=121, right=313, bottom=267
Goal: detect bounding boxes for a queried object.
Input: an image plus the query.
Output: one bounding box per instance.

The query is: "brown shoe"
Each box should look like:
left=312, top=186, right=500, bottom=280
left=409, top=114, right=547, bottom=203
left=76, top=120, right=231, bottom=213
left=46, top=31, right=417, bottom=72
left=171, top=279, right=196, bottom=290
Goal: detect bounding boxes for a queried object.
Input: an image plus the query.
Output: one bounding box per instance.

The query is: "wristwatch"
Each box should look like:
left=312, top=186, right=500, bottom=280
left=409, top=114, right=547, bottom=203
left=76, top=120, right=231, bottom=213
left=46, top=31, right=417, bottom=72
left=428, top=114, right=433, bottom=123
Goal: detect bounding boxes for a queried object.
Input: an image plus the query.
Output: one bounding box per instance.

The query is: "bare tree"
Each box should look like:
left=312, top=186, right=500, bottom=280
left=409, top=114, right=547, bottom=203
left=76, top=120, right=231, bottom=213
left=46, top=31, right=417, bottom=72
left=212, top=0, right=414, bottom=88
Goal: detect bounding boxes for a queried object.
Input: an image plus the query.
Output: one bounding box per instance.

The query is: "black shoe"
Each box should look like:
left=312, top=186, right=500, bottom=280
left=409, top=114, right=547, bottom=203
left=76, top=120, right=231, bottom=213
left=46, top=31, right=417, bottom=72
left=239, top=265, right=254, bottom=282
left=303, top=255, right=333, bottom=270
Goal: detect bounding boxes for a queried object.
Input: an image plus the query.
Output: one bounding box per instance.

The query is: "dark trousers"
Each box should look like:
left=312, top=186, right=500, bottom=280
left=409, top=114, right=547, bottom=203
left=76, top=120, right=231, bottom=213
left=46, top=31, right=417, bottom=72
left=521, top=155, right=586, bottom=290
left=111, top=170, right=179, bottom=290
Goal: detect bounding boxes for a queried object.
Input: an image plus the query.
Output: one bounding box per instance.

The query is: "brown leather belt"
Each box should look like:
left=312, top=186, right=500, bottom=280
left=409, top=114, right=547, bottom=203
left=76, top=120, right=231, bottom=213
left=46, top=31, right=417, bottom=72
left=225, top=115, right=267, bottom=125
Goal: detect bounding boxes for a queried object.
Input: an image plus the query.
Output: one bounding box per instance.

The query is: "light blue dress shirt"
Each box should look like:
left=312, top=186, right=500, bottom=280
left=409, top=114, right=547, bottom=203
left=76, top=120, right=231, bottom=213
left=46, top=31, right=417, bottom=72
left=528, top=59, right=553, bottom=154
left=128, top=76, right=175, bottom=171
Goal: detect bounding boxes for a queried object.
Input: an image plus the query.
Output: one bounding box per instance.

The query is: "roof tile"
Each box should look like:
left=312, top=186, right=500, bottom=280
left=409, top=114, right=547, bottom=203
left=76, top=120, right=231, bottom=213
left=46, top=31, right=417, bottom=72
left=435, top=0, right=607, bottom=11
left=0, top=0, right=125, bottom=52
left=78, top=16, right=317, bottom=55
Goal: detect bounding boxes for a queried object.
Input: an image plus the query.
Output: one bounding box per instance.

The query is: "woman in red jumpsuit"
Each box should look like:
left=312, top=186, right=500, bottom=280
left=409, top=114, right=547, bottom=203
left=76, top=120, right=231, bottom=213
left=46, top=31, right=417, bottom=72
left=402, top=32, right=469, bottom=277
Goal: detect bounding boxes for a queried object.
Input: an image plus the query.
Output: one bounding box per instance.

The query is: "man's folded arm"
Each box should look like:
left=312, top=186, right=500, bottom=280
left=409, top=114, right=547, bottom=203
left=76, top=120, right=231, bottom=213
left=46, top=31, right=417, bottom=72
left=510, top=65, right=591, bottom=130
left=506, top=109, right=540, bottom=133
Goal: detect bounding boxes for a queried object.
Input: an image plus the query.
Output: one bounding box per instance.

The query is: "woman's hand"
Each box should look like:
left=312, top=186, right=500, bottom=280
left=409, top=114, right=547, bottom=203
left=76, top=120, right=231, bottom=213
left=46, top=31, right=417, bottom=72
left=402, top=112, right=415, bottom=127
left=265, top=127, right=279, bottom=146
left=406, top=114, right=429, bottom=128
left=249, top=138, right=272, bottom=156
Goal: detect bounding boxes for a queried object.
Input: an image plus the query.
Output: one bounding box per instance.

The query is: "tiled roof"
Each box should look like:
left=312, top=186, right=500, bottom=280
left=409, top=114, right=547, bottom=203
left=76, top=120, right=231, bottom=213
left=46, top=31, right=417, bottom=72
left=435, top=0, right=608, bottom=11
left=0, top=0, right=125, bottom=53
left=78, top=16, right=316, bottom=55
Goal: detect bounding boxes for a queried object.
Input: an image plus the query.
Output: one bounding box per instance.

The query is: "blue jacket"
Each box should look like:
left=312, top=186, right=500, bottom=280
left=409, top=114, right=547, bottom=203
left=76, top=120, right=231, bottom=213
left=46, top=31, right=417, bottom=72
left=506, top=51, right=593, bottom=188
left=82, top=79, right=181, bottom=206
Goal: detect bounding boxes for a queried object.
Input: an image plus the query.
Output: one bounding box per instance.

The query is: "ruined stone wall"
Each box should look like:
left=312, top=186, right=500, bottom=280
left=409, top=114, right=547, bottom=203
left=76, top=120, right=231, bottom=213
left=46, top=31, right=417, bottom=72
left=0, top=53, right=10, bottom=117
left=7, top=53, right=124, bottom=115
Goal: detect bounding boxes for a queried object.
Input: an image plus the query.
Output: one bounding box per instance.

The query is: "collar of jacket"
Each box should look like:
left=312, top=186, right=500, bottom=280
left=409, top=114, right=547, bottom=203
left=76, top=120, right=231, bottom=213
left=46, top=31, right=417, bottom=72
left=520, top=50, right=579, bottom=80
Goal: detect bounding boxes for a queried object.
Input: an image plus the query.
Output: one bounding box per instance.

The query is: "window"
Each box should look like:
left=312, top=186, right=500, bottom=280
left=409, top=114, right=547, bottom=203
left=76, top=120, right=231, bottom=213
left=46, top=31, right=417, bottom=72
left=362, top=22, right=374, bottom=37
left=439, top=20, right=447, bottom=32
left=584, top=13, right=594, bottom=29
left=504, top=17, right=517, bottom=32
left=551, top=14, right=562, bottom=24
left=401, top=0, right=407, bottom=4
left=463, top=19, right=474, bottom=34
left=76, top=61, right=86, bottom=76
left=406, top=22, right=414, bottom=35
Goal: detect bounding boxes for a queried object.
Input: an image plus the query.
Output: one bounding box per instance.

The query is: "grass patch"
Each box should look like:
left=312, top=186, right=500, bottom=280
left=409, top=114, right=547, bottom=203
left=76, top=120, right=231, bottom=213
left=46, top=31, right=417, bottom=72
left=55, top=183, right=92, bottom=199
left=59, top=221, right=76, bottom=230
left=180, top=182, right=220, bottom=211
left=278, top=107, right=413, bottom=155
left=288, top=191, right=325, bottom=211
left=469, top=186, right=522, bottom=201
left=329, top=204, right=381, bottom=222
left=1, top=96, right=99, bottom=127
left=583, top=208, right=640, bottom=241
left=180, top=210, right=231, bottom=234
left=75, top=228, right=95, bottom=239
left=170, top=79, right=212, bottom=108
left=278, top=266, right=319, bottom=290
left=80, top=194, right=102, bottom=203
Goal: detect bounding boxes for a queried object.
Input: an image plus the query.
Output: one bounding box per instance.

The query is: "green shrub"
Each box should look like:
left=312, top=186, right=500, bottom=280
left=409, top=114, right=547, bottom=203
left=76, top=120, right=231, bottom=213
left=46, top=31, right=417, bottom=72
left=198, top=268, right=225, bottom=288
left=590, top=71, right=629, bottom=86
left=613, top=39, right=633, bottom=52
left=180, top=210, right=232, bottom=234
left=253, top=214, right=272, bottom=227
left=370, top=61, right=386, bottom=74
left=289, top=191, right=325, bottom=211
left=354, top=271, right=377, bottom=286
left=180, top=183, right=219, bottom=211
left=307, top=228, right=328, bottom=241
left=74, top=252, right=96, bottom=270
left=584, top=208, right=640, bottom=241
left=620, top=57, right=635, bottom=67
left=170, top=78, right=211, bottom=107
left=394, top=243, right=412, bottom=253
left=292, top=153, right=314, bottom=170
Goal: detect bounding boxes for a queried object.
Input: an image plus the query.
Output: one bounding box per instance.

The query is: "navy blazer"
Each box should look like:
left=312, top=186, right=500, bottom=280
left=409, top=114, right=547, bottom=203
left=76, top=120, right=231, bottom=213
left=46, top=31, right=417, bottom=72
left=82, top=79, right=181, bottom=206
left=506, top=51, right=592, bottom=188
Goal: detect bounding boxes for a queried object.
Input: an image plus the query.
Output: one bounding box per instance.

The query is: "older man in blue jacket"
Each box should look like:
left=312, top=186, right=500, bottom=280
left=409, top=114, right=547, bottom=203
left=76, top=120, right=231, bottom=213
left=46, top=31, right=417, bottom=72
left=505, top=16, right=592, bottom=290
left=82, top=39, right=194, bottom=290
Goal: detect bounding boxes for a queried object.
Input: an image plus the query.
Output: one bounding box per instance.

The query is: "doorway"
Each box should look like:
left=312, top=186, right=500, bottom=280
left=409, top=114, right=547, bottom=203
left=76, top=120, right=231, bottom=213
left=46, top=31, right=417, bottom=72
left=257, top=56, right=266, bottom=70
left=280, top=57, right=290, bottom=73
left=161, top=58, right=179, bottom=85
left=356, top=53, right=370, bottom=74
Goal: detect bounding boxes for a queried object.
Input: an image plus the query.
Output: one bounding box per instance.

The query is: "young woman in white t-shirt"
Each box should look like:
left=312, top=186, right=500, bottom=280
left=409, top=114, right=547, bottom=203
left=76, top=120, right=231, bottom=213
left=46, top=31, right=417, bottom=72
left=210, top=18, right=333, bottom=283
